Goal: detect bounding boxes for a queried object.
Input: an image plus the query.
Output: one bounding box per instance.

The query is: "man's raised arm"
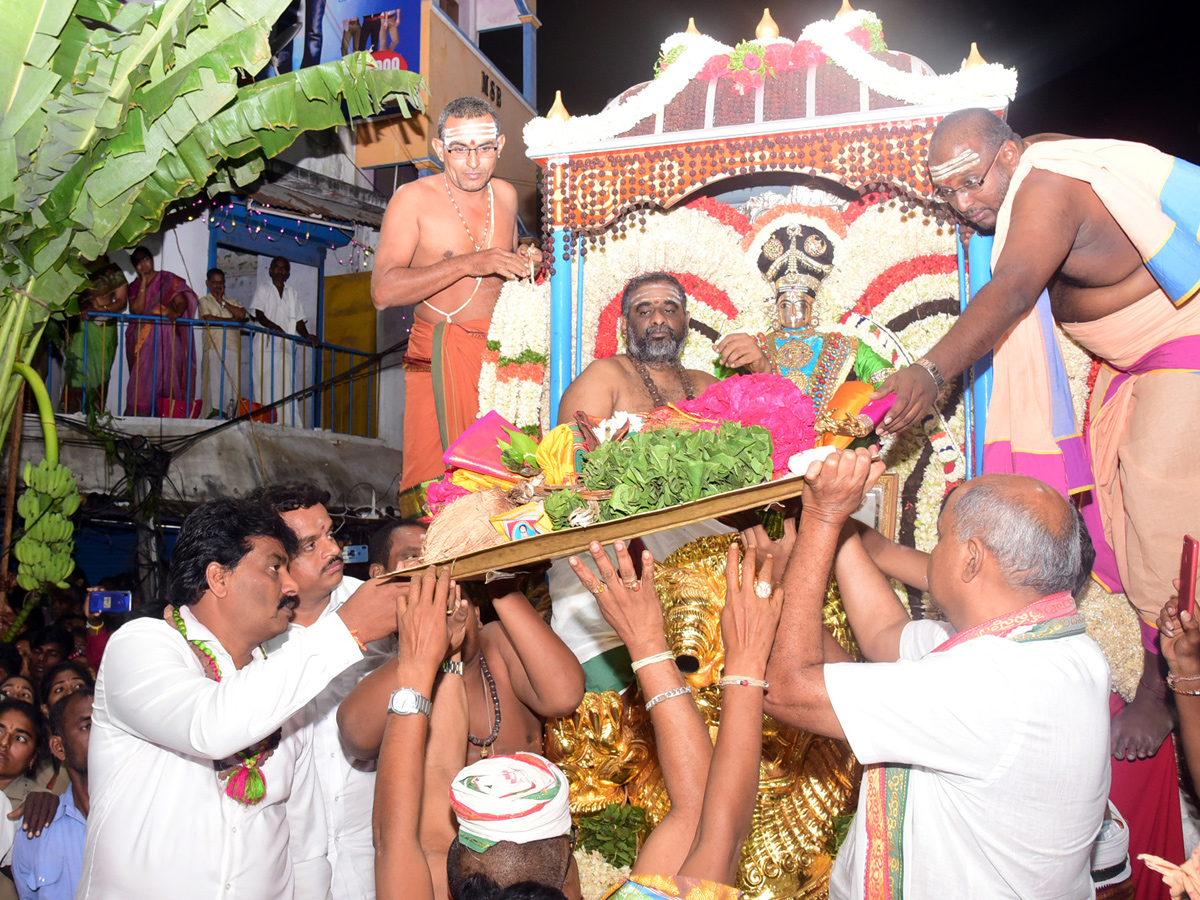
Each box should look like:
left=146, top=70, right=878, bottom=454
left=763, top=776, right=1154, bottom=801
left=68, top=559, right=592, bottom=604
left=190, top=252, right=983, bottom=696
left=374, top=568, right=461, bottom=900
left=764, top=449, right=886, bottom=736
left=874, top=169, right=1086, bottom=434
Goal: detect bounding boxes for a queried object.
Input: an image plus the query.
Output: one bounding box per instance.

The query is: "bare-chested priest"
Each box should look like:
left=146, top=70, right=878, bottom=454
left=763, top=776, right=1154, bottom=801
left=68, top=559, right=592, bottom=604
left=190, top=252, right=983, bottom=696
left=558, top=272, right=717, bottom=424
left=373, top=97, right=541, bottom=491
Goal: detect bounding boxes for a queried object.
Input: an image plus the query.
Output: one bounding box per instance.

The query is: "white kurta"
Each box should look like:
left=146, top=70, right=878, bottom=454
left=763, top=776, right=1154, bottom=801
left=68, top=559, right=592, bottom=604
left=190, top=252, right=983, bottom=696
left=825, top=618, right=1111, bottom=900
left=267, top=576, right=397, bottom=900
left=78, top=606, right=362, bottom=900
left=250, top=281, right=308, bottom=427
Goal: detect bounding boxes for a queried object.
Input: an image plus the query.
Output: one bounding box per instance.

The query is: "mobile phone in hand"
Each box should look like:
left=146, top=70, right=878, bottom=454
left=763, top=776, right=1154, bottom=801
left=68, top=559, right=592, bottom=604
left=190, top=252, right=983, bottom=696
left=1179, top=535, right=1199, bottom=617
left=88, top=589, right=132, bottom=615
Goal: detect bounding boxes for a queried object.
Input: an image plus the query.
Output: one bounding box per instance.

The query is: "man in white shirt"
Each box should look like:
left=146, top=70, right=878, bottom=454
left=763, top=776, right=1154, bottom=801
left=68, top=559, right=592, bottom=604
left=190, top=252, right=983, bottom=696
left=250, top=256, right=317, bottom=426
left=78, top=497, right=403, bottom=900
left=763, top=451, right=1111, bottom=900
left=254, top=483, right=398, bottom=900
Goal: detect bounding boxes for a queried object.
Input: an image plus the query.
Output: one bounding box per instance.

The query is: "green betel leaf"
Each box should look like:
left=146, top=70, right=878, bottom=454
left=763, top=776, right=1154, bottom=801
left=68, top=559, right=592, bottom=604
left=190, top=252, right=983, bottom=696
left=582, top=425, right=773, bottom=520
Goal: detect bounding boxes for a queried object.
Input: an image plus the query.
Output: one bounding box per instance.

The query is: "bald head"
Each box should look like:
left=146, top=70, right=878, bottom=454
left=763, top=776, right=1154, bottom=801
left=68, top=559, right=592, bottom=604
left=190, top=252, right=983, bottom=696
left=929, top=108, right=1016, bottom=170
left=947, top=475, right=1080, bottom=596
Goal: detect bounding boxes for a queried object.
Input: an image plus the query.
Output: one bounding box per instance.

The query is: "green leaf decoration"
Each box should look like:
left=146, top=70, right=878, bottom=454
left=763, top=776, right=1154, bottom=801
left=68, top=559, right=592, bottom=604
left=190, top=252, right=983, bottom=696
left=498, top=427, right=540, bottom=474
left=581, top=423, right=773, bottom=520
left=577, top=803, right=647, bottom=870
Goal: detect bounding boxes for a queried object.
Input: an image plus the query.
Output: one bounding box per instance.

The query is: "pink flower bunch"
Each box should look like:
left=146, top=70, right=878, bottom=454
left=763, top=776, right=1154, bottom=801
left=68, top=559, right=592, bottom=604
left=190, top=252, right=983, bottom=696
left=425, top=474, right=469, bottom=517
left=731, top=68, right=763, bottom=95
left=698, top=54, right=730, bottom=79
left=764, top=43, right=797, bottom=73
left=676, top=374, right=818, bottom=475
left=791, top=40, right=827, bottom=66
left=847, top=26, right=873, bottom=50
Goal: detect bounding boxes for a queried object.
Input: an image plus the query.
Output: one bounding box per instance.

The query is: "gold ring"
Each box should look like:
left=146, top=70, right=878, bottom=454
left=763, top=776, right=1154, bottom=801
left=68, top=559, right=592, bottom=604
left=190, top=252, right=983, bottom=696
left=592, top=583, right=607, bottom=595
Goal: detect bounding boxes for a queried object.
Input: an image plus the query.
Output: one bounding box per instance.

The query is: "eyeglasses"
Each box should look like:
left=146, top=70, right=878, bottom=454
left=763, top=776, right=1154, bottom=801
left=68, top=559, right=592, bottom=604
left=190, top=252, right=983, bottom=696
left=444, top=144, right=498, bottom=159
left=932, top=145, right=1002, bottom=201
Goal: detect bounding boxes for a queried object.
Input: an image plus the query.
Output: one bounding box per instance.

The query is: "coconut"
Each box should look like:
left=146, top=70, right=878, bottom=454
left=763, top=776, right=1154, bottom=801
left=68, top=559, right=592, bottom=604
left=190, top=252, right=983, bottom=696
left=421, top=488, right=513, bottom=562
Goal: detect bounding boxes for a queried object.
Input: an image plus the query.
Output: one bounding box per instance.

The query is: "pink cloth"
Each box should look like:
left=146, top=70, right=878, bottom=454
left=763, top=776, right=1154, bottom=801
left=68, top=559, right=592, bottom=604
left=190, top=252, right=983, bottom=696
left=124, top=270, right=198, bottom=417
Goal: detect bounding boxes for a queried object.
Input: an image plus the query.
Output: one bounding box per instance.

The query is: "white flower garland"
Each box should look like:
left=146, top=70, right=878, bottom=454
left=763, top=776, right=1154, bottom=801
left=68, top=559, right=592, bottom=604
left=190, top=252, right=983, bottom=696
left=524, top=31, right=729, bottom=151
left=525, top=11, right=1016, bottom=153
left=817, top=203, right=957, bottom=327
left=487, top=279, right=551, bottom=360
left=574, top=849, right=630, bottom=900
left=478, top=279, right=552, bottom=429
left=577, top=205, right=774, bottom=373
left=801, top=14, right=1017, bottom=106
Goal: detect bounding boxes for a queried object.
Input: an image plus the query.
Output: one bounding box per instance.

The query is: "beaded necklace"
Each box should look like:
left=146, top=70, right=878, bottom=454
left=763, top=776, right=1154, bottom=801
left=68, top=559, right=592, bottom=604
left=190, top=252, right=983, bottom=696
left=422, top=176, right=495, bottom=322
left=444, top=175, right=493, bottom=252
left=171, top=607, right=278, bottom=805
left=629, top=356, right=695, bottom=408
left=467, top=654, right=501, bottom=758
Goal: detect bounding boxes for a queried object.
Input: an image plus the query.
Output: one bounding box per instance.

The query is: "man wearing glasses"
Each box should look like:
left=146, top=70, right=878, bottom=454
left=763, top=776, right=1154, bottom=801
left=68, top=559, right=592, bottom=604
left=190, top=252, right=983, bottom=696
left=872, top=107, right=1200, bottom=889
left=372, top=97, right=542, bottom=494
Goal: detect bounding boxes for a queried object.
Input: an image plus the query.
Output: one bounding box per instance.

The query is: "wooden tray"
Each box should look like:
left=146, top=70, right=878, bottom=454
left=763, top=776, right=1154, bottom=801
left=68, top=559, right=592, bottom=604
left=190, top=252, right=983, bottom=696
left=388, top=475, right=806, bottom=580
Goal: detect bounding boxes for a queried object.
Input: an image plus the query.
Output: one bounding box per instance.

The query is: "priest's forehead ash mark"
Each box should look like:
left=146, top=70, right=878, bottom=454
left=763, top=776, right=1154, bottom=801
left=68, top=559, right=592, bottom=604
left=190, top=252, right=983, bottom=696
left=929, top=149, right=981, bottom=181
left=443, top=122, right=499, bottom=146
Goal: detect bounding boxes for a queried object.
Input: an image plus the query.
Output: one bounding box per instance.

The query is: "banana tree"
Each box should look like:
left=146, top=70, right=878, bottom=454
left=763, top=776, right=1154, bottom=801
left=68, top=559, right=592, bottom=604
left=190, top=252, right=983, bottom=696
left=0, top=0, right=425, bottom=450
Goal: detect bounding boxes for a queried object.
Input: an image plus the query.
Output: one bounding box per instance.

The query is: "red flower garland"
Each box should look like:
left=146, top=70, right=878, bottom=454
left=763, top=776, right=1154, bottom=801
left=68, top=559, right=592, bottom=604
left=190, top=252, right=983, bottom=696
left=495, top=362, right=546, bottom=383
left=850, top=255, right=957, bottom=316
left=686, top=197, right=751, bottom=237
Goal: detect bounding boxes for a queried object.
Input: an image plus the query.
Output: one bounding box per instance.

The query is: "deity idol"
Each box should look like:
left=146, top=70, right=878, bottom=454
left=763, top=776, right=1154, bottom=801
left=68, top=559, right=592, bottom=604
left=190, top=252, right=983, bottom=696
left=764, top=221, right=893, bottom=400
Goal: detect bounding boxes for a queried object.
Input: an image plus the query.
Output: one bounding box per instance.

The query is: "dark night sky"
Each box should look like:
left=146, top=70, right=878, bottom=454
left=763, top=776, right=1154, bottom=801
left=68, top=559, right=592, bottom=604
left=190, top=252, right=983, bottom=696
left=534, top=0, right=1198, bottom=162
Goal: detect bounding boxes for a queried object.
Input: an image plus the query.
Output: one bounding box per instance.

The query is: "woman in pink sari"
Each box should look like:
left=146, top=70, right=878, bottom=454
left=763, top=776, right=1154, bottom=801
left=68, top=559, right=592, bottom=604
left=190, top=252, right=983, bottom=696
left=125, top=247, right=199, bottom=417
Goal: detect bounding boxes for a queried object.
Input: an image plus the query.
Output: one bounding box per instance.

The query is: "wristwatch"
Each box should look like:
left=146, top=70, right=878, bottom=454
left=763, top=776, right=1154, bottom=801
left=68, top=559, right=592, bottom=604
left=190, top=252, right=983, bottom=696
left=388, top=687, right=432, bottom=718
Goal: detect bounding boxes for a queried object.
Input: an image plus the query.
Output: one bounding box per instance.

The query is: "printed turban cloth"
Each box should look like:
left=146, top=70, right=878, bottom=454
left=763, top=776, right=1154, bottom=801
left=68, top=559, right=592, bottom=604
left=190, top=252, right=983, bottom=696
left=450, top=752, right=572, bottom=852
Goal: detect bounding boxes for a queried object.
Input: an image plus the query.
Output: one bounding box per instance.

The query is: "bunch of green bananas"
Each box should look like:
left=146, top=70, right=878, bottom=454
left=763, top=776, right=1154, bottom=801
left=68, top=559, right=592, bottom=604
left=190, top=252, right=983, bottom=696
left=14, top=459, right=81, bottom=592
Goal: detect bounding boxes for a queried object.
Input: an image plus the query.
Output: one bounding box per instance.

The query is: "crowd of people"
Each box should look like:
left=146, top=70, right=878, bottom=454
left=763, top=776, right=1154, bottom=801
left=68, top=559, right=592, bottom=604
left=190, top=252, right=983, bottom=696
left=62, top=250, right=318, bottom=421
left=3, top=448, right=1168, bottom=900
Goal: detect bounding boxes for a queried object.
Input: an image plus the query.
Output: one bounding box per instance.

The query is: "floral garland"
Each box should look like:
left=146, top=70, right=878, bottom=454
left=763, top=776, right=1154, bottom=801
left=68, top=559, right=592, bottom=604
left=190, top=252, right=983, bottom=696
left=817, top=199, right=956, bottom=328
left=478, top=280, right=550, bottom=432
left=576, top=204, right=774, bottom=373
left=524, top=9, right=1016, bottom=153
left=575, top=849, right=629, bottom=900
left=686, top=196, right=750, bottom=237
left=800, top=11, right=1017, bottom=106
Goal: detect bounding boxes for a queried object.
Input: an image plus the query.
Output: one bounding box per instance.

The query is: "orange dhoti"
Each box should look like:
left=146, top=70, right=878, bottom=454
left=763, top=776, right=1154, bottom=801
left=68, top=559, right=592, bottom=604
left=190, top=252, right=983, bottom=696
left=400, top=318, right=490, bottom=490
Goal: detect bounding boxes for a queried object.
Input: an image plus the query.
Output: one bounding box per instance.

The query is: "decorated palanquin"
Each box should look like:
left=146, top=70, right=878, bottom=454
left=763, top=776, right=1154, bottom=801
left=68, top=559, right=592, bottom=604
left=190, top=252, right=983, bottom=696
left=466, top=3, right=1142, bottom=898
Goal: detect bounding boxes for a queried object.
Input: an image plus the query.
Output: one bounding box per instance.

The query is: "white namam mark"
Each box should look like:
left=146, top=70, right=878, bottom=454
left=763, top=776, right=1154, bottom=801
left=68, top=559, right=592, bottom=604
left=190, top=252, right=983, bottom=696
left=928, top=148, right=981, bottom=181
left=442, top=122, right=499, bottom=147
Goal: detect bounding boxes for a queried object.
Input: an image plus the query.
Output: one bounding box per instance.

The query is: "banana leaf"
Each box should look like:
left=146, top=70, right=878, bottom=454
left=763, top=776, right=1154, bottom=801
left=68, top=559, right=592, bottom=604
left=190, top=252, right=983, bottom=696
left=0, top=0, right=425, bottom=451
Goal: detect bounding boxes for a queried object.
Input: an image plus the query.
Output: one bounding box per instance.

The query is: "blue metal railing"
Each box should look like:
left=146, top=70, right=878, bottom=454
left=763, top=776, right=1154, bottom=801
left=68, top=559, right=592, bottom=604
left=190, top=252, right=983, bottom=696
left=49, top=311, right=379, bottom=437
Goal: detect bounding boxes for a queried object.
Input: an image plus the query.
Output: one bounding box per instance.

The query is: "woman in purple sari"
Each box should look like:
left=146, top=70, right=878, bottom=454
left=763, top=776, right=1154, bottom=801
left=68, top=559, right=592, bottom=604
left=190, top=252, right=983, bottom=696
left=125, top=247, right=199, bottom=417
